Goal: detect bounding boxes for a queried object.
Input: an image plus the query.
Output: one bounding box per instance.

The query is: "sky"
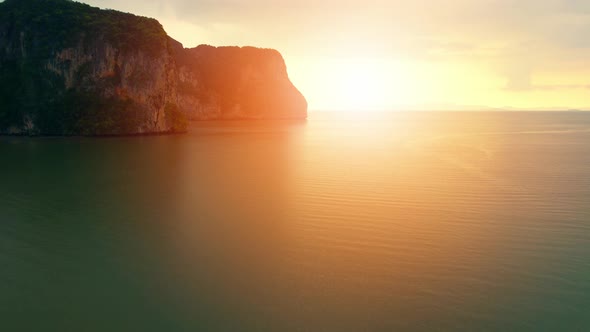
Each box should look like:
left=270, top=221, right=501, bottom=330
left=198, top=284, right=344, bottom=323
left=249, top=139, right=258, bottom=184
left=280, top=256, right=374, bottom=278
left=80, top=0, right=590, bottom=111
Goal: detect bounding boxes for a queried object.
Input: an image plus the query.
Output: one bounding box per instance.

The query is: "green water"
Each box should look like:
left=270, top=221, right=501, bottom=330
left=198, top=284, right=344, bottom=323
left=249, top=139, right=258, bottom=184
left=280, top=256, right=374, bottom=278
left=1, top=112, right=590, bottom=331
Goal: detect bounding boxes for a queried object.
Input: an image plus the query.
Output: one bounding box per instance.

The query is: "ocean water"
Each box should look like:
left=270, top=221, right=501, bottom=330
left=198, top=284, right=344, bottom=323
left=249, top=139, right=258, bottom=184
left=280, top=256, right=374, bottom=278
left=1, top=112, right=590, bottom=331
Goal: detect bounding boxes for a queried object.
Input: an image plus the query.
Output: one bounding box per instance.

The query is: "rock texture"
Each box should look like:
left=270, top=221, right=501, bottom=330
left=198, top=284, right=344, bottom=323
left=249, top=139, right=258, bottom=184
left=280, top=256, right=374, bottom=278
left=171, top=41, right=308, bottom=120
left=0, top=0, right=307, bottom=135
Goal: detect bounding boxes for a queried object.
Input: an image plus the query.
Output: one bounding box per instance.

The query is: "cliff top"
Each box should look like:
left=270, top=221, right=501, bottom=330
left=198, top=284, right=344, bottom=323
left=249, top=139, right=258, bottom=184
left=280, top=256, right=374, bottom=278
left=0, top=0, right=168, bottom=57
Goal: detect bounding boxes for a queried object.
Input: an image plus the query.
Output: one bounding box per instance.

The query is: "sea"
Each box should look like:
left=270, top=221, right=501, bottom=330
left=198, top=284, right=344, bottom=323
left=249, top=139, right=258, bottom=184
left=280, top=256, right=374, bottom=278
left=1, top=111, right=590, bottom=331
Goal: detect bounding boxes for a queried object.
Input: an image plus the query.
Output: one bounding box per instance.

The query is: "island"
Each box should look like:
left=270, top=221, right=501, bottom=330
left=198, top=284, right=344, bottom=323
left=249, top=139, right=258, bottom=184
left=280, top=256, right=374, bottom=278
left=0, top=0, right=308, bottom=136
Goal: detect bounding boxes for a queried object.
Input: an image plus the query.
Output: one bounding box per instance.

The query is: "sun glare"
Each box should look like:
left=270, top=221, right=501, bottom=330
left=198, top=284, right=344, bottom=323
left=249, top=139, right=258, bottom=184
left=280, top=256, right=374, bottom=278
left=288, top=57, right=418, bottom=112
left=338, top=66, right=387, bottom=111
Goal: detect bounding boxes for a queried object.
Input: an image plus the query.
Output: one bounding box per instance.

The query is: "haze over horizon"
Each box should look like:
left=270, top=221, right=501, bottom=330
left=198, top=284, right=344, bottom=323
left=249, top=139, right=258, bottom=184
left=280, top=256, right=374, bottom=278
left=63, top=1, right=590, bottom=111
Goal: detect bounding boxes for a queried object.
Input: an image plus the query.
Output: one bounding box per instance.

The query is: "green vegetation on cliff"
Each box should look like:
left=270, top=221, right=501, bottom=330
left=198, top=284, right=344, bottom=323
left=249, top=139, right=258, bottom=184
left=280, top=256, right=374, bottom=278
left=0, top=0, right=178, bottom=135
left=0, top=0, right=167, bottom=57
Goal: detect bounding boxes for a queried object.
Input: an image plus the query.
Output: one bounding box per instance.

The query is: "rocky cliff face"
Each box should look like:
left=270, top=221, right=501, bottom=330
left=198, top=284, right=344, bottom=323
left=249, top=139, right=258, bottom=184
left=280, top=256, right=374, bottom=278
left=0, top=0, right=307, bottom=135
left=171, top=42, right=307, bottom=120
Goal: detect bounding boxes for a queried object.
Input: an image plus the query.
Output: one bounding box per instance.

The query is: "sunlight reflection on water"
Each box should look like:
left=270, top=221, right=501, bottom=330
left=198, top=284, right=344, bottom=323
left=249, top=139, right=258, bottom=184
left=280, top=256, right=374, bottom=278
left=1, top=112, right=590, bottom=331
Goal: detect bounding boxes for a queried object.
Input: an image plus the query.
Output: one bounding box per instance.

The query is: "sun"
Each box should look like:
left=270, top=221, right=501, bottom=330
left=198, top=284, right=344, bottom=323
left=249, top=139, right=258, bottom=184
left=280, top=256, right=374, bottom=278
left=317, top=59, right=402, bottom=111
left=337, top=66, right=388, bottom=111
left=288, top=56, right=416, bottom=111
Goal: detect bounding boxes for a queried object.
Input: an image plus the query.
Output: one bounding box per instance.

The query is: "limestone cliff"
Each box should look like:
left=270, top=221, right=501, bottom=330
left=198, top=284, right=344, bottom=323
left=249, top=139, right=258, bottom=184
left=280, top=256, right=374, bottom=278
left=170, top=42, right=307, bottom=120
left=0, top=0, right=307, bottom=136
